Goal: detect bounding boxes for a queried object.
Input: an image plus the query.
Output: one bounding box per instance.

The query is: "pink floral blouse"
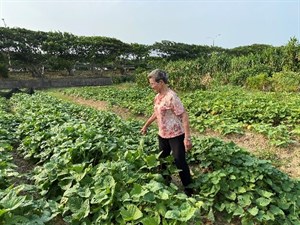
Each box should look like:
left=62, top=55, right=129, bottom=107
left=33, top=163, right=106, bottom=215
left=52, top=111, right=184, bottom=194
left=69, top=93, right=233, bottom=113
left=154, top=89, right=185, bottom=138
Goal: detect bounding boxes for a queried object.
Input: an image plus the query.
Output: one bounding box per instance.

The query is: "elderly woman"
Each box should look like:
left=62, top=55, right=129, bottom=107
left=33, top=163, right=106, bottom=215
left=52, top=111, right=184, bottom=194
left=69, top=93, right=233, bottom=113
left=141, top=69, right=193, bottom=196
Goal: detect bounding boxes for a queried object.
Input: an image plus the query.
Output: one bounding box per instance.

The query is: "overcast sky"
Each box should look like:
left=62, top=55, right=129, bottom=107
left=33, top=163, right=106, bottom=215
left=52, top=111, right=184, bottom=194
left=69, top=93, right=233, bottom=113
left=0, top=0, right=299, bottom=49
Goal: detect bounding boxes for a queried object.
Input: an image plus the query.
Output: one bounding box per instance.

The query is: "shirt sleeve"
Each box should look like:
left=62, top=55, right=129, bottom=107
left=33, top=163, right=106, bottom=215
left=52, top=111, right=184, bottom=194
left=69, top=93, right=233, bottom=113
left=171, top=94, right=185, bottom=116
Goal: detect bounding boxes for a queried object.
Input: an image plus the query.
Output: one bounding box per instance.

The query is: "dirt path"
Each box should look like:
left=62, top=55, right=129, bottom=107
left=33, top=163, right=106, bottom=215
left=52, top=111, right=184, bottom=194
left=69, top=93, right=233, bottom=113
left=53, top=93, right=300, bottom=179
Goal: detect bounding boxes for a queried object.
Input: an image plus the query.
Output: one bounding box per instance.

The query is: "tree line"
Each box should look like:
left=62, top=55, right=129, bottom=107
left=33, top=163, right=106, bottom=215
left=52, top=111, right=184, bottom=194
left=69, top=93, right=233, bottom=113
left=0, top=27, right=299, bottom=91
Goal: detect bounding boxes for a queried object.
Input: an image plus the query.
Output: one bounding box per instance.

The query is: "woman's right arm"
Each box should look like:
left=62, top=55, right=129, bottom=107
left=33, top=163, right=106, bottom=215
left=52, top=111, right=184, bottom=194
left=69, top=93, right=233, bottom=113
left=141, top=113, right=156, bottom=134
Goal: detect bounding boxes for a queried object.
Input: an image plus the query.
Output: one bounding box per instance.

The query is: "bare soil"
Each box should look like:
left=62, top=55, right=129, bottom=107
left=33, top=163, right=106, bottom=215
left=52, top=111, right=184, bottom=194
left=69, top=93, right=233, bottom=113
left=58, top=94, right=300, bottom=179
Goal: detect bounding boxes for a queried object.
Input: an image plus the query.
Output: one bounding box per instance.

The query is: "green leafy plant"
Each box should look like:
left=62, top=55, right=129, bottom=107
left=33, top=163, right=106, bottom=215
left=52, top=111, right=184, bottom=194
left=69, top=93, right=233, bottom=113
left=0, top=90, right=299, bottom=224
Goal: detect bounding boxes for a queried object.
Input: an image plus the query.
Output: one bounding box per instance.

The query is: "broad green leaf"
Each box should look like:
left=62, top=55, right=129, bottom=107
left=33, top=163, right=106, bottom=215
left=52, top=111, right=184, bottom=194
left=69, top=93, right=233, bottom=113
left=215, top=202, right=225, bottom=212
left=73, top=167, right=89, bottom=182
left=73, top=199, right=90, bottom=220
left=130, top=183, right=148, bottom=199
left=225, top=191, right=236, bottom=200
left=44, top=162, right=57, bottom=172
left=77, top=185, right=91, bottom=198
left=207, top=207, right=215, bottom=222
left=90, top=190, right=109, bottom=204
left=0, top=190, right=27, bottom=211
left=3, top=215, right=30, bottom=225
left=0, top=142, right=12, bottom=150
left=238, top=194, right=252, bottom=207
left=131, top=183, right=142, bottom=196
left=63, top=184, right=79, bottom=197
left=158, top=189, right=169, bottom=200
left=165, top=209, right=180, bottom=220
left=256, top=197, right=272, bottom=207
left=211, top=172, right=226, bottom=184
left=248, top=207, right=259, bottom=216
left=229, top=175, right=236, bottom=180
left=195, top=200, right=204, bottom=209
left=141, top=214, right=160, bottom=225
left=277, top=197, right=291, bottom=210
left=179, top=202, right=197, bottom=221
left=145, top=154, right=159, bottom=168
left=146, top=180, right=163, bottom=192
left=282, top=181, right=294, bottom=192
left=120, top=204, right=143, bottom=222
left=269, top=205, right=285, bottom=216
left=0, top=208, right=7, bottom=216
left=233, top=205, right=244, bottom=216
left=241, top=216, right=255, bottom=225
left=100, top=175, right=116, bottom=189
left=58, top=177, right=73, bottom=190
left=66, top=196, right=82, bottom=213
left=237, top=186, right=247, bottom=193
left=258, top=210, right=274, bottom=221
left=225, top=202, right=238, bottom=214
left=256, top=189, right=274, bottom=198
left=155, top=202, right=167, bottom=216
left=143, top=192, right=155, bottom=203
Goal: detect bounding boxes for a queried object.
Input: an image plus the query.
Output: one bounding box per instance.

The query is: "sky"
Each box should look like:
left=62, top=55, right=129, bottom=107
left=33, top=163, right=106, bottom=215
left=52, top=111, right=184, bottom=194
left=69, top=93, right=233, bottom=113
left=0, top=0, right=299, bottom=49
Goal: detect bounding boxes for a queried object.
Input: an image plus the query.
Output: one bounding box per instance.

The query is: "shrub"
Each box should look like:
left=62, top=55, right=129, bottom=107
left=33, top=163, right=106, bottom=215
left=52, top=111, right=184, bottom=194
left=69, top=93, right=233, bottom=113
left=134, top=69, right=149, bottom=88
left=229, top=69, right=251, bottom=86
left=245, top=73, right=272, bottom=91
left=229, top=65, right=272, bottom=86
left=271, top=71, right=300, bottom=92
left=112, top=74, right=135, bottom=84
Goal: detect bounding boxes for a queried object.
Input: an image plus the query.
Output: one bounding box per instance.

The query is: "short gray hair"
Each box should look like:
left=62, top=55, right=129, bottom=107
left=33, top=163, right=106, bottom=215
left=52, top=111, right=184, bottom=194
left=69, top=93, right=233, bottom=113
left=148, top=69, right=168, bottom=84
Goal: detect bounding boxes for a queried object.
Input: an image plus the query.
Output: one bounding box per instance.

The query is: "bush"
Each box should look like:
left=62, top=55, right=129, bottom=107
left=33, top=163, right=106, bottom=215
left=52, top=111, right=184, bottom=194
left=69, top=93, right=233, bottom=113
left=245, top=73, right=272, bottom=91
left=0, top=63, right=9, bottom=78
left=210, top=72, right=231, bottom=86
left=271, top=71, right=300, bottom=92
left=134, top=69, right=149, bottom=88
left=229, top=65, right=272, bottom=86
left=111, top=74, right=135, bottom=84
left=229, top=69, right=251, bottom=86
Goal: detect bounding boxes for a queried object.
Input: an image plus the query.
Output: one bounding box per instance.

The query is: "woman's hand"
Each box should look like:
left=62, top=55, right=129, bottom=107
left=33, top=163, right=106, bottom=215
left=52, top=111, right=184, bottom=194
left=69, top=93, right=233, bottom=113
left=184, top=137, right=193, bottom=151
left=140, top=126, right=148, bottom=135
left=141, top=113, right=156, bottom=135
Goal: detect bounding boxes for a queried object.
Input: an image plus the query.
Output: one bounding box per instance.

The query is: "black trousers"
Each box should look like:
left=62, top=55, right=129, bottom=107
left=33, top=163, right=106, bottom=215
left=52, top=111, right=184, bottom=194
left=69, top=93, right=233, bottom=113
left=158, top=134, right=192, bottom=187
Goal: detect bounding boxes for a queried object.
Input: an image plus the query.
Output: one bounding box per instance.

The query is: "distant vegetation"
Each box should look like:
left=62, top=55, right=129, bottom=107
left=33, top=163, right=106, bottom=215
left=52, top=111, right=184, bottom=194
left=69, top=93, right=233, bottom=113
left=0, top=27, right=299, bottom=91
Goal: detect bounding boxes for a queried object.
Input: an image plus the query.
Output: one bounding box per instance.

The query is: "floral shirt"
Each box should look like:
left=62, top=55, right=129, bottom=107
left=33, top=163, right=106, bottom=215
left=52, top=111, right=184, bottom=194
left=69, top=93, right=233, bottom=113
left=154, top=89, right=185, bottom=138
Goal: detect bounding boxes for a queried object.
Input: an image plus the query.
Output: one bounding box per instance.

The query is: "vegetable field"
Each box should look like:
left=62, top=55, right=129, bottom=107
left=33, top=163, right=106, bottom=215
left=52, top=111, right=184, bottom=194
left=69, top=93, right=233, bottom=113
left=0, top=86, right=300, bottom=225
left=62, top=85, right=300, bottom=148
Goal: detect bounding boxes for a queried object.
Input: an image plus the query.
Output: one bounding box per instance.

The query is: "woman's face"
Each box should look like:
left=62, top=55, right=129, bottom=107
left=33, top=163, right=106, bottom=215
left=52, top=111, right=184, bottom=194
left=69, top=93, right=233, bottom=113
left=149, top=78, right=162, bottom=93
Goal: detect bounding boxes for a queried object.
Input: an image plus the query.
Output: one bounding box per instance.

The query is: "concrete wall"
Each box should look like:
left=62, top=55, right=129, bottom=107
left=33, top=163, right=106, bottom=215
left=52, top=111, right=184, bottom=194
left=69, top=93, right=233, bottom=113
left=0, top=77, right=113, bottom=90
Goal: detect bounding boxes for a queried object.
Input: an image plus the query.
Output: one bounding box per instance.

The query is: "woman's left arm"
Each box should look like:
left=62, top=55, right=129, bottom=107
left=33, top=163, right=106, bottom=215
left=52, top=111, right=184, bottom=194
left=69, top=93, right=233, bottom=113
left=181, top=111, right=193, bottom=151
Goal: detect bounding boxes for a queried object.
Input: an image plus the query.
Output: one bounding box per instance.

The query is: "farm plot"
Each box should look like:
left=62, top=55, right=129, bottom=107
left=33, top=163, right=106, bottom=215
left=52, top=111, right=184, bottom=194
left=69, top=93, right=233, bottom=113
left=59, top=84, right=300, bottom=177
left=60, top=84, right=300, bottom=148
left=0, top=91, right=299, bottom=224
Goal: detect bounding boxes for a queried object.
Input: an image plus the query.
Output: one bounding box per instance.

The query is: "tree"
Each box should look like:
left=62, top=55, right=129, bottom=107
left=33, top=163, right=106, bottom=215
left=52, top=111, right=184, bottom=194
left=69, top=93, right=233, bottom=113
left=151, top=40, right=214, bottom=61
left=93, top=36, right=128, bottom=68
left=125, top=43, right=150, bottom=68
left=0, top=27, right=48, bottom=77
left=228, top=44, right=272, bottom=57
left=282, top=37, right=300, bottom=72
left=43, top=31, right=79, bottom=76
left=0, top=45, right=8, bottom=78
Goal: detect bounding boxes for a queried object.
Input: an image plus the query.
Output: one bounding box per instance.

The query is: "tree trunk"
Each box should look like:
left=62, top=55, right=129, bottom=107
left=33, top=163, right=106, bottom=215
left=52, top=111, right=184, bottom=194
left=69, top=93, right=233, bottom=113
left=67, top=68, right=75, bottom=76
left=28, top=66, right=43, bottom=77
